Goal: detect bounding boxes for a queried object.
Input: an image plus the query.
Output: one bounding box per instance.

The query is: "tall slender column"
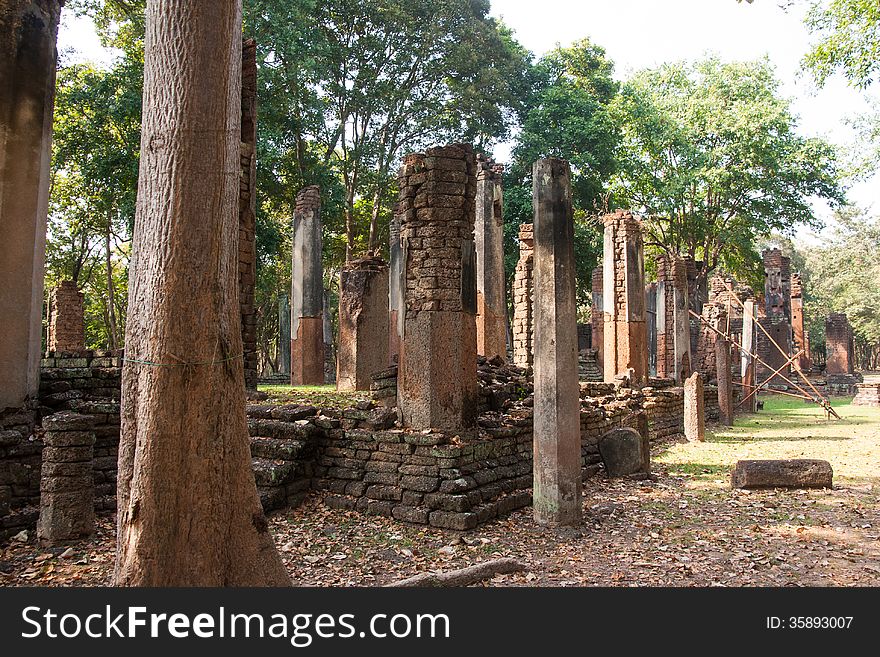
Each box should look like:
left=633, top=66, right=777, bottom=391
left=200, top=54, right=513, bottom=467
left=278, top=294, right=290, bottom=375
left=656, top=254, right=691, bottom=383
left=239, top=38, right=258, bottom=390
left=0, top=0, right=63, bottom=409
left=388, top=213, right=404, bottom=363
left=715, top=310, right=733, bottom=426
left=474, top=155, right=507, bottom=359
left=741, top=298, right=757, bottom=412
left=591, top=267, right=603, bottom=372
left=512, top=224, right=534, bottom=368
left=532, top=158, right=581, bottom=527
left=290, top=185, right=325, bottom=385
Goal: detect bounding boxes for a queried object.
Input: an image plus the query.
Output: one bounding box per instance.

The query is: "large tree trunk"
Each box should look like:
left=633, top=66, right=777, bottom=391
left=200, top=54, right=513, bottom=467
left=105, top=216, right=118, bottom=350
left=115, top=0, right=290, bottom=586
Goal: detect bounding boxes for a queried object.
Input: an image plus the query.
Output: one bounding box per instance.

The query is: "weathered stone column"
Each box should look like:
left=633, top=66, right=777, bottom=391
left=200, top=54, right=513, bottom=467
left=825, top=312, right=853, bottom=375
left=532, top=158, right=581, bottom=526
left=388, top=213, right=404, bottom=364
left=591, top=266, right=604, bottom=372
left=48, top=281, right=85, bottom=353
left=290, top=186, right=325, bottom=385
left=0, top=1, right=62, bottom=409
left=646, top=282, right=657, bottom=376
left=684, top=372, right=705, bottom=442
left=602, top=210, right=648, bottom=385
left=474, top=155, right=507, bottom=360
left=741, top=298, right=757, bottom=412
left=757, top=248, right=792, bottom=385
left=278, top=294, right=290, bottom=375
left=337, top=256, right=389, bottom=391
left=791, top=273, right=810, bottom=370
left=397, top=145, right=478, bottom=431
left=512, top=223, right=534, bottom=368
left=37, top=412, right=95, bottom=544
left=656, top=255, right=691, bottom=383
left=715, top=311, right=734, bottom=426
left=239, top=39, right=259, bottom=390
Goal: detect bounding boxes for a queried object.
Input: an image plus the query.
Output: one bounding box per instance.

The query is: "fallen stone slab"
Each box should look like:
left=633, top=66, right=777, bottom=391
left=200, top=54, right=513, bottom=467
left=731, top=459, right=833, bottom=490
left=598, top=427, right=649, bottom=477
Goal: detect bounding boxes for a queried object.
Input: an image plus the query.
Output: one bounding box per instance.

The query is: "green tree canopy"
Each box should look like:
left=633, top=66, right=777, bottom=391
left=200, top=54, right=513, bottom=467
left=803, top=0, right=880, bottom=89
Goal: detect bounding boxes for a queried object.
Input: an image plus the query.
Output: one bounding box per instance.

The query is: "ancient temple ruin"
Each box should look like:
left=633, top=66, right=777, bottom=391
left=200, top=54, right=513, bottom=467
left=474, top=155, right=507, bottom=360
left=290, top=185, right=325, bottom=385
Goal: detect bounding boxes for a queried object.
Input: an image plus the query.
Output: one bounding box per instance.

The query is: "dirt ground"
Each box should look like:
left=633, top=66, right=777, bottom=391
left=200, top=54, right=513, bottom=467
left=2, top=395, right=879, bottom=587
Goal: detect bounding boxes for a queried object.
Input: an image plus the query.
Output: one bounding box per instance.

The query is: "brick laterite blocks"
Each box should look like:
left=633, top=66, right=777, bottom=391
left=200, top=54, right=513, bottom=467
left=397, top=145, right=479, bottom=431
left=656, top=255, right=691, bottom=383
left=602, top=211, right=648, bottom=385
left=48, top=281, right=85, bottom=353
left=825, top=312, right=854, bottom=375
left=512, top=223, right=534, bottom=369
left=291, top=185, right=325, bottom=385
left=790, top=272, right=810, bottom=371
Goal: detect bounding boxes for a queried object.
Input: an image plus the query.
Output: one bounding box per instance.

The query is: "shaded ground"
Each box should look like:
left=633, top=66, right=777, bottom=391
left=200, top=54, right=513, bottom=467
left=2, top=396, right=879, bottom=587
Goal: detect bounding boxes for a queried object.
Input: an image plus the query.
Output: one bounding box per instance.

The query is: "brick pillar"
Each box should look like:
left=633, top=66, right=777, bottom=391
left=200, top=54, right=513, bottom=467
left=591, top=266, right=604, bottom=372
left=239, top=39, right=258, bottom=390
left=684, top=372, right=705, bottom=442
left=474, top=155, right=507, bottom=360
left=337, top=256, right=389, bottom=391
left=532, top=158, right=581, bottom=526
left=0, top=1, right=62, bottom=409
left=512, top=223, right=534, bottom=368
left=656, top=255, right=691, bottom=383
left=48, top=281, right=85, bottom=353
left=37, top=412, right=95, bottom=544
left=791, top=273, right=810, bottom=370
left=825, top=312, right=853, bottom=375
left=757, top=249, right=792, bottom=385
left=741, top=298, right=758, bottom=412
left=715, top=311, right=733, bottom=426
left=388, top=213, right=404, bottom=364
left=646, top=282, right=657, bottom=376
left=278, top=294, right=290, bottom=375
left=397, top=145, right=478, bottom=431
left=290, top=186, right=325, bottom=385
left=602, top=210, right=648, bottom=385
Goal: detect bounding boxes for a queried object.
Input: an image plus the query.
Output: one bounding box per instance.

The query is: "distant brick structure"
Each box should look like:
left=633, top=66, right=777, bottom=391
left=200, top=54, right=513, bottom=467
left=512, top=223, right=534, bottom=368
left=602, top=211, right=647, bottom=385
left=397, top=144, right=478, bottom=431
left=48, top=281, right=84, bottom=353
left=825, top=312, right=854, bottom=375
left=655, top=255, right=691, bottom=383
left=239, top=39, right=258, bottom=389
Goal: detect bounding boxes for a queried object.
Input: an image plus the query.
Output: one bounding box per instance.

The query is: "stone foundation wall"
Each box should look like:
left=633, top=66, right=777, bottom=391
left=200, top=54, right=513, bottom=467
left=0, top=404, right=40, bottom=541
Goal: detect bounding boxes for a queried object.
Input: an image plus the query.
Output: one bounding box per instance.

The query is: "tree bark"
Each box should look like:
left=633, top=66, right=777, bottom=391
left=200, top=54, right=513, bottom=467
left=105, top=215, right=118, bottom=350
left=115, top=0, right=290, bottom=586
left=385, top=558, right=526, bottom=587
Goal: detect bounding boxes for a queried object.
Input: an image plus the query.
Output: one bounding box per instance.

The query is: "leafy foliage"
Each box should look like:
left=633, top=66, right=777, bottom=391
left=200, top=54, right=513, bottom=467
left=803, top=0, right=880, bottom=89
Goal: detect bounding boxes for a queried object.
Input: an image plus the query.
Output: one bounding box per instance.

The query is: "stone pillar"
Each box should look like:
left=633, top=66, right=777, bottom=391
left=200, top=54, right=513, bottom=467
left=656, top=255, right=691, bottom=383
left=397, top=145, right=478, bottom=431
left=602, top=210, right=648, bottom=385
left=741, top=298, right=757, bottom=412
left=532, top=158, right=581, bottom=527
left=646, top=282, right=657, bottom=376
left=239, top=39, right=259, bottom=390
left=337, top=256, right=389, bottom=391
left=512, top=223, right=534, bottom=368
left=278, top=294, right=290, bottom=375
left=474, top=155, right=507, bottom=360
left=825, top=312, right=853, bottom=375
left=684, top=372, right=705, bottom=442
left=757, top=249, right=792, bottom=385
left=591, top=266, right=604, bottom=372
left=48, top=281, right=85, bottom=353
left=763, top=248, right=791, bottom=320
left=715, top=312, right=733, bottom=426
left=790, top=273, right=810, bottom=370
left=290, top=186, right=325, bottom=385
left=0, top=1, right=62, bottom=410
left=388, top=213, right=404, bottom=364
left=323, top=289, right=336, bottom=383
left=37, top=412, right=95, bottom=544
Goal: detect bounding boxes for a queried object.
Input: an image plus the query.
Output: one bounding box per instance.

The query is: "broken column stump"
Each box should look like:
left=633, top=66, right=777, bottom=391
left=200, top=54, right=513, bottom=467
left=337, top=256, right=389, bottom=391
left=48, top=280, right=85, bottom=353
left=684, top=372, right=705, bottom=442
left=731, top=459, right=833, bottom=490
left=532, top=158, right=581, bottom=526
left=37, top=412, right=96, bottom=544
left=291, top=185, right=325, bottom=385
left=598, top=427, right=650, bottom=477
left=397, top=145, right=478, bottom=431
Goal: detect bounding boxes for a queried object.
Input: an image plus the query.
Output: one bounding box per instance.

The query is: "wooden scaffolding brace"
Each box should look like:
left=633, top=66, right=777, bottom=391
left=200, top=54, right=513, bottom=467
left=689, top=280, right=840, bottom=420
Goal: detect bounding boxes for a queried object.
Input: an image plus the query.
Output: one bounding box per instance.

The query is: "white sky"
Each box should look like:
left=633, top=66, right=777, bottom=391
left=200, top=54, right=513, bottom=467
left=57, top=0, right=878, bottom=240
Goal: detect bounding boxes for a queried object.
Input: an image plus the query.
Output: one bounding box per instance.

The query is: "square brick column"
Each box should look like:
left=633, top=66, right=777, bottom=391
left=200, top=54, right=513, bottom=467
left=825, top=312, right=853, bottom=375
left=512, top=223, right=534, bottom=368
left=337, top=256, right=389, bottom=391
left=656, top=255, right=691, bottom=383
left=532, top=158, right=581, bottom=526
left=740, top=298, right=758, bottom=412
left=684, top=372, right=705, bottom=442
left=397, top=145, right=478, bottom=431
left=0, top=1, right=62, bottom=409
left=48, top=281, right=85, bottom=353
left=474, top=155, right=507, bottom=360
left=591, top=266, right=603, bottom=373
left=239, top=38, right=259, bottom=390
left=602, top=210, right=648, bottom=385
left=790, top=272, right=810, bottom=370
left=290, top=185, right=325, bottom=385
left=757, top=249, right=792, bottom=385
